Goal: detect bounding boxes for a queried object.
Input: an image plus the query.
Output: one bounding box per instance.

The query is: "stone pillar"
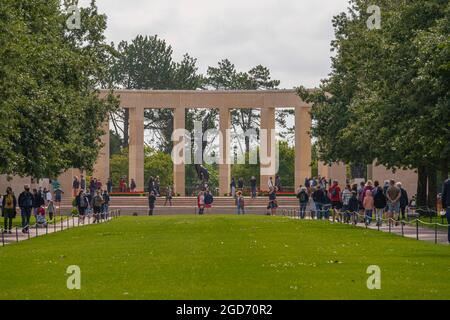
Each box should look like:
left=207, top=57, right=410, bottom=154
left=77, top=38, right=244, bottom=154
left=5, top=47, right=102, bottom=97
left=295, top=106, right=312, bottom=189
left=219, top=107, right=231, bottom=196
left=173, top=107, right=186, bottom=196
left=329, top=162, right=347, bottom=187
left=93, top=121, right=110, bottom=187
left=260, top=107, right=276, bottom=192
left=128, top=107, right=145, bottom=192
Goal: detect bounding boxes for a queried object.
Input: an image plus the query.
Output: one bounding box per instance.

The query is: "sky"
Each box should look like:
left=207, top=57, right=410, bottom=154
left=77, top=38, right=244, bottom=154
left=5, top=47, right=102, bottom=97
left=79, top=0, right=350, bottom=89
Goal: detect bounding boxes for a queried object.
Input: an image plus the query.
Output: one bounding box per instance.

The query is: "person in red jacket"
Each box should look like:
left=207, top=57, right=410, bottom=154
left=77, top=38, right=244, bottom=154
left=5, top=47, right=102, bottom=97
left=329, top=180, right=342, bottom=221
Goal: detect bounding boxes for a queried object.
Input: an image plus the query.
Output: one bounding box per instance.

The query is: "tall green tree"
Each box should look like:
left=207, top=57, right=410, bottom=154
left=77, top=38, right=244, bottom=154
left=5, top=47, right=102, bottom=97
left=299, top=0, right=450, bottom=209
left=0, top=0, right=117, bottom=179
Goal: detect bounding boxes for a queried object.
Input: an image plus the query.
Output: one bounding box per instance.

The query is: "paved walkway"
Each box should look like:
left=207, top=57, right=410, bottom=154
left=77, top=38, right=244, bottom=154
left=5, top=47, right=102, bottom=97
left=283, top=210, right=449, bottom=245
left=0, top=213, right=119, bottom=247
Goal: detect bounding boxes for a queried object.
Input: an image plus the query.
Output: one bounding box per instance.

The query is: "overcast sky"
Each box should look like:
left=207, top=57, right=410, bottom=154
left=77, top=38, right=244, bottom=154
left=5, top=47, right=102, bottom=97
left=79, top=0, right=350, bottom=89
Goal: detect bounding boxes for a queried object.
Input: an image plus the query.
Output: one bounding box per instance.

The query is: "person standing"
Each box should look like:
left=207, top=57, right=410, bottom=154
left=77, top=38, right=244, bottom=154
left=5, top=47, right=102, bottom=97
left=107, top=178, right=113, bottom=193
left=312, top=185, right=326, bottom=220
left=47, top=200, right=56, bottom=221
left=267, top=177, right=274, bottom=191
left=329, top=180, right=342, bottom=221
left=75, top=191, right=89, bottom=224
left=348, top=191, right=360, bottom=224
left=363, top=190, right=374, bottom=225
left=230, top=177, right=236, bottom=198
left=164, top=186, right=173, bottom=206
left=397, top=182, right=409, bottom=222
left=92, top=191, right=104, bottom=223
left=89, top=178, right=97, bottom=197
left=154, top=176, right=161, bottom=196
left=148, top=191, right=156, bottom=216
left=386, top=180, right=401, bottom=226
left=236, top=191, right=245, bottom=215
left=80, top=174, right=86, bottom=192
left=102, top=190, right=110, bottom=219
left=268, top=187, right=278, bottom=216
left=250, top=176, right=257, bottom=198
left=72, top=176, right=80, bottom=197
left=237, top=177, right=244, bottom=192
left=18, top=185, right=34, bottom=233
left=373, top=186, right=387, bottom=227
left=275, top=175, right=282, bottom=192
left=130, top=179, right=137, bottom=192
left=341, top=184, right=352, bottom=223
left=54, top=187, right=64, bottom=205
left=296, top=186, right=309, bottom=219
left=197, top=191, right=205, bottom=215
left=2, top=187, right=16, bottom=234
left=442, top=178, right=450, bottom=244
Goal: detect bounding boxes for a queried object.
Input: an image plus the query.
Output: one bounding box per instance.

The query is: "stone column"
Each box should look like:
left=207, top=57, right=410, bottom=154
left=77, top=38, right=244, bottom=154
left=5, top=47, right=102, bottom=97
left=295, top=106, right=312, bottom=189
left=128, top=107, right=145, bottom=192
left=260, top=107, right=276, bottom=192
left=219, top=107, right=231, bottom=196
left=93, top=121, right=110, bottom=187
left=173, top=107, right=186, bottom=196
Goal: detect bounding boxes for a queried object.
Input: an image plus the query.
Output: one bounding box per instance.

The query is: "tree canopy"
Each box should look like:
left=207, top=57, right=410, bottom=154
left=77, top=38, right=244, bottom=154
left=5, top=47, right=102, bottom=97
left=0, top=0, right=118, bottom=179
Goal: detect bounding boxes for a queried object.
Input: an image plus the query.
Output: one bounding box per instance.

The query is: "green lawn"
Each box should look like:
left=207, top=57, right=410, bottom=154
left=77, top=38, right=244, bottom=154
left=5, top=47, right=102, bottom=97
left=0, top=215, right=449, bottom=300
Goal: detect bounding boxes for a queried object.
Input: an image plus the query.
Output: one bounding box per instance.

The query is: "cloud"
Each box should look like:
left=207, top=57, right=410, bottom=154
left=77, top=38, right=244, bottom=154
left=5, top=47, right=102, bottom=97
left=81, top=0, right=349, bottom=88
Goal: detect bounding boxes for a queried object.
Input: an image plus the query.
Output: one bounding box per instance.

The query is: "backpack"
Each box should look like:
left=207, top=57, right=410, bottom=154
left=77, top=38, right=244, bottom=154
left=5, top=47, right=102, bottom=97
left=204, top=194, right=213, bottom=205
left=298, top=192, right=307, bottom=203
left=331, top=188, right=337, bottom=197
left=5, top=195, right=14, bottom=209
left=23, top=192, right=33, bottom=208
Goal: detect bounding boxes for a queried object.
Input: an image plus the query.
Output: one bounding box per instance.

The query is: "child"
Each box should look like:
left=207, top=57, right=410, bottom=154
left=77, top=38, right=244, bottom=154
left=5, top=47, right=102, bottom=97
left=36, top=204, right=47, bottom=227
left=236, top=191, right=245, bottom=215
left=47, top=200, right=55, bottom=221
left=363, top=190, right=374, bottom=225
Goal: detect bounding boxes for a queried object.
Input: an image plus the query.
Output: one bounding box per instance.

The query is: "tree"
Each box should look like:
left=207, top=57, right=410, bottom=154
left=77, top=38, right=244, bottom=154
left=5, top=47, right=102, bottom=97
left=108, top=35, right=203, bottom=151
left=298, top=0, right=450, bottom=209
left=0, top=0, right=117, bottom=179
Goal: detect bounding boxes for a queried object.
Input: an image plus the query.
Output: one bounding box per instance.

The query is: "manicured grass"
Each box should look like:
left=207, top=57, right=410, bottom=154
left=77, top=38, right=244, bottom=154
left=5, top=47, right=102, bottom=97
left=0, top=215, right=449, bottom=300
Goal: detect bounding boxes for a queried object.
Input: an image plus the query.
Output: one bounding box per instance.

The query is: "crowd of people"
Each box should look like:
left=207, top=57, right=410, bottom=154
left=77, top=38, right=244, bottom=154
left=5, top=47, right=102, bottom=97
left=4, top=174, right=449, bottom=244
left=1, top=184, right=63, bottom=234
left=294, top=179, right=414, bottom=227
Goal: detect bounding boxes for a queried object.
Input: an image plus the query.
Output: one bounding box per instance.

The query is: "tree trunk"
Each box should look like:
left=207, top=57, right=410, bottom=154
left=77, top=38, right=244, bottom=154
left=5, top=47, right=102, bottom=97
left=416, top=165, right=428, bottom=208
left=123, top=108, right=129, bottom=148
left=427, top=166, right=437, bottom=211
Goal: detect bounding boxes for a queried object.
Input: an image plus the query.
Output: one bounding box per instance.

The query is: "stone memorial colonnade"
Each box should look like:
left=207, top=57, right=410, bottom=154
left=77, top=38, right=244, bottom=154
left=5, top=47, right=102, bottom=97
left=94, top=89, right=313, bottom=196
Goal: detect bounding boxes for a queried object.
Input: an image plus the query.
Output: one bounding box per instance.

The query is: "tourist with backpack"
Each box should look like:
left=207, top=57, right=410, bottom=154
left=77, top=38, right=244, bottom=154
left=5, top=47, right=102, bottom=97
left=18, top=185, right=34, bottom=233
left=92, top=191, right=104, bottom=223
left=47, top=200, right=56, bottom=221
left=363, top=190, right=374, bottom=225
left=2, top=187, right=17, bottom=234
left=329, top=180, right=342, bottom=221
left=204, top=190, right=214, bottom=213
left=373, top=186, right=387, bottom=227
left=268, top=187, right=278, bottom=216
left=296, top=186, right=309, bottom=219
left=76, top=190, right=89, bottom=223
